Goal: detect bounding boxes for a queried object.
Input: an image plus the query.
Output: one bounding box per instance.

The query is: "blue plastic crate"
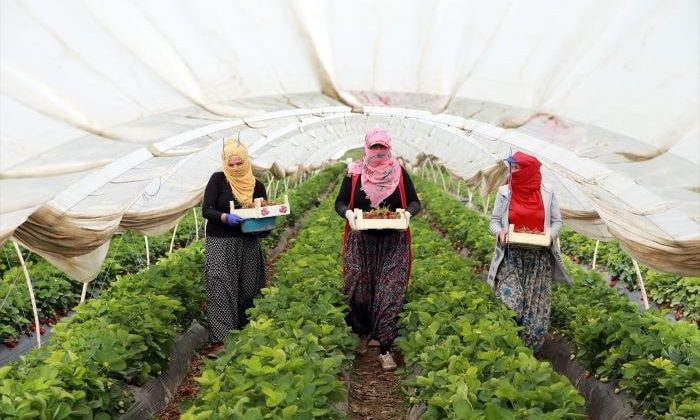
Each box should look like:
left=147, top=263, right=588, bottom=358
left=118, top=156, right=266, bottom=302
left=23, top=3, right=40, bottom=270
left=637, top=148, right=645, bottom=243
left=240, top=216, right=277, bottom=233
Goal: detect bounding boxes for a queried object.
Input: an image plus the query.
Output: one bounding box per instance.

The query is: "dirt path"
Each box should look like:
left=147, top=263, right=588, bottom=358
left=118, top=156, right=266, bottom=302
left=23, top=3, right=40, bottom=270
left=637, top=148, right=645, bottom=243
left=157, top=342, right=212, bottom=420
left=348, top=344, right=406, bottom=420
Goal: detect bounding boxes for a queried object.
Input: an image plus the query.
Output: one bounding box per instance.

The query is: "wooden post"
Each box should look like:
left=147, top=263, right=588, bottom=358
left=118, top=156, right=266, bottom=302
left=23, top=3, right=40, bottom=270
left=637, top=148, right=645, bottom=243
left=632, top=259, right=650, bottom=310
left=592, top=240, right=600, bottom=269
left=80, top=282, right=88, bottom=303
left=169, top=221, right=180, bottom=254
left=193, top=207, right=200, bottom=240
left=12, top=240, right=41, bottom=348
left=144, top=235, right=150, bottom=267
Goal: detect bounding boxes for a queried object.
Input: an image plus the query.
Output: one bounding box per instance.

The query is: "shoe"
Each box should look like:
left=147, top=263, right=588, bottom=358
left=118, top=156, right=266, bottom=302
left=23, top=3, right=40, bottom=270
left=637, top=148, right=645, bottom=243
left=368, top=339, right=380, bottom=347
left=378, top=352, right=397, bottom=371
left=356, top=335, right=370, bottom=354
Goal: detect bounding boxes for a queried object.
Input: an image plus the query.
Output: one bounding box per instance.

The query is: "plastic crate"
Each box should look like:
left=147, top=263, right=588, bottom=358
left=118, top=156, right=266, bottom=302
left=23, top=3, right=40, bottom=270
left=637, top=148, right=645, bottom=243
left=241, top=217, right=277, bottom=233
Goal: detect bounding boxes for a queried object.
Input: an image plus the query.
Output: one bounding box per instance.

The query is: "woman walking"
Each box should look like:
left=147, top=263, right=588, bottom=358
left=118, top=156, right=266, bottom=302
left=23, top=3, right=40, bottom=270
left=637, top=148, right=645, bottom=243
left=202, top=139, right=268, bottom=354
left=335, top=126, right=420, bottom=370
left=486, top=151, right=571, bottom=351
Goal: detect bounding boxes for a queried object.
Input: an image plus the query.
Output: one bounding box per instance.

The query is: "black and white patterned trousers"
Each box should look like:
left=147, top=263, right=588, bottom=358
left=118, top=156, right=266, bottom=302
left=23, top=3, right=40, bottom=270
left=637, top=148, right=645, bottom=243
left=204, top=235, right=266, bottom=343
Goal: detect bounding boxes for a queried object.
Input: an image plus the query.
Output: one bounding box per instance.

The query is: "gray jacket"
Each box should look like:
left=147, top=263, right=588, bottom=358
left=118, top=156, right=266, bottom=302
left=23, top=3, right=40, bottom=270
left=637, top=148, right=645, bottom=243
left=486, top=183, right=572, bottom=288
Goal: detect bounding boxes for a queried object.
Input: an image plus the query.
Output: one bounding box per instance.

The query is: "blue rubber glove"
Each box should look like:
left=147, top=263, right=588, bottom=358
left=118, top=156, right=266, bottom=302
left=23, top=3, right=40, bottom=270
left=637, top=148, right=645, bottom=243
left=225, top=213, right=243, bottom=226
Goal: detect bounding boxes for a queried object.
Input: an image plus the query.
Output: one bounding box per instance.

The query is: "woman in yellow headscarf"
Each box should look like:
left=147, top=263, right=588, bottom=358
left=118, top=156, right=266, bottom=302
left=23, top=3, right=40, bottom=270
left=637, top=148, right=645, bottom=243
left=201, top=138, right=268, bottom=356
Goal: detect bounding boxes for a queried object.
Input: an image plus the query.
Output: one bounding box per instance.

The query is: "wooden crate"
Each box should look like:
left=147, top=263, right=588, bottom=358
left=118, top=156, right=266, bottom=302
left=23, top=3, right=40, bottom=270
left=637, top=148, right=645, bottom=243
left=507, top=224, right=551, bottom=248
left=229, top=194, right=290, bottom=219
left=354, top=208, right=408, bottom=230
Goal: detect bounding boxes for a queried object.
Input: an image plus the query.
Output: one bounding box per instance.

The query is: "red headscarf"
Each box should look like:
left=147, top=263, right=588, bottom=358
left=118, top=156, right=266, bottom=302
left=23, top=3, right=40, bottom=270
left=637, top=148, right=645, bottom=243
left=348, top=126, right=401, bottom=208
left=508, top=151, right=544, bottom=233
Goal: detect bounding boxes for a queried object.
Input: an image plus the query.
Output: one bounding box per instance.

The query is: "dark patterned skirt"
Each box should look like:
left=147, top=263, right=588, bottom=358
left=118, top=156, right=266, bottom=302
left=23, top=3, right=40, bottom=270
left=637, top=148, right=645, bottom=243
left=204, top=235, right=266, bottom=343
left=343, top=231, right=410, bottom=346
left=495, top=246, right=553, bottom=351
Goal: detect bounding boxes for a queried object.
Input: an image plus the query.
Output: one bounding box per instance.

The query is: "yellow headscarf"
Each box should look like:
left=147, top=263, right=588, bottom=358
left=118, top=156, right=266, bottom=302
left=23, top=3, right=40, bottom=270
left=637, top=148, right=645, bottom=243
left=222, top=139, right=255, bottom=206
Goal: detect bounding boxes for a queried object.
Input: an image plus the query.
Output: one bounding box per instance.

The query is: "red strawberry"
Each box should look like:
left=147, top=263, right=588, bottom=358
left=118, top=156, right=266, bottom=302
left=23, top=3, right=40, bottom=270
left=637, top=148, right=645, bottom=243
left=674, top=308, right=682, bottom=321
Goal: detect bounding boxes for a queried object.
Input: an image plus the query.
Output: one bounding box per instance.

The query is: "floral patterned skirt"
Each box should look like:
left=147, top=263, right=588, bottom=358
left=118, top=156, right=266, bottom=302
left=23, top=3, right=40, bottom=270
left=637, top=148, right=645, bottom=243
left=495, top=246, right=553, bottom=351
left=343, top=231, right=410, bottom=345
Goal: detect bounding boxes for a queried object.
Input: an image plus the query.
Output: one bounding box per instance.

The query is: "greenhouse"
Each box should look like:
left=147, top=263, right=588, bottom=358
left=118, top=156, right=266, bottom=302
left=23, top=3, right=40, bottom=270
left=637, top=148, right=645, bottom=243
left=0, top=0, right=698, bottom=419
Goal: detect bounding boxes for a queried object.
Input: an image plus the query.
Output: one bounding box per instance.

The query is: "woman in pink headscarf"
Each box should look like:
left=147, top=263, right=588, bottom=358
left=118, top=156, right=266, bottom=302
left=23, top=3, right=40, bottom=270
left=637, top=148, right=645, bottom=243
left=335, top=126, right=421, bottom=371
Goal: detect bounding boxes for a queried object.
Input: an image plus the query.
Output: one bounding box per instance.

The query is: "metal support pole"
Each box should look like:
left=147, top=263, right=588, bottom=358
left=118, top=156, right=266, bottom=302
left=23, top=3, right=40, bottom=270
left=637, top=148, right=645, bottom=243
left=632, top=259, right=650, bottom=310
left=12, top=240, right=41, bottom=349
left=169, top=221, right=180, bottom=254
left=592, top=240, right=600, bottom=269
left=193, top=207, right=200, bottom=240
left=430, top=161, right=438, bottom=184
left=80, top=282, right=88, bottom=303
left=144, top=235, right=151, bottom=267
left=440, top=171, right=447, bottom=191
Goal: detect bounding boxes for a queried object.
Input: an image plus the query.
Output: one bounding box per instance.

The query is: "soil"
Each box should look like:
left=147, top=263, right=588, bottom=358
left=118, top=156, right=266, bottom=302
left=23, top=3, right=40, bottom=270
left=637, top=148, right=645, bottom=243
left=348, top=345, right=406, bottom=420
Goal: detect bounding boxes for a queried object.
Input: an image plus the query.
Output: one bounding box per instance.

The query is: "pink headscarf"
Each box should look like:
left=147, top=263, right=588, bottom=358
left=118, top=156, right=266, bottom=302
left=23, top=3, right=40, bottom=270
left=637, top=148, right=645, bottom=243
left=349, top=126, right=402, bottom=208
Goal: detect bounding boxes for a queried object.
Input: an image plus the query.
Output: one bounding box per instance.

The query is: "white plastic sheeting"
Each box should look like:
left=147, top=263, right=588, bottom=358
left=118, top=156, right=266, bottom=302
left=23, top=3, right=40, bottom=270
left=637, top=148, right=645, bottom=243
left=0, top=0, right=698, bottom=279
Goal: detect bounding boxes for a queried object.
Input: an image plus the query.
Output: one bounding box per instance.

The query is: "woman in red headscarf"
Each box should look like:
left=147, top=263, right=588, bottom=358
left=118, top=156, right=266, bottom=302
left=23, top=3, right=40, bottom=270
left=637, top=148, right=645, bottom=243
left=486, top=151, right=571, bottom=351
left=335, top=126, right=421, bottom=371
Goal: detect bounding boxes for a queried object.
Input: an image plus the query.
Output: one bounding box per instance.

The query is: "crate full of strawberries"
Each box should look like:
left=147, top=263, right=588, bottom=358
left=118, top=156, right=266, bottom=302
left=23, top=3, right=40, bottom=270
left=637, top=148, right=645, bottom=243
left=354, top=208, right=408, bottom=230
left=506, top=224, right=551, bottom=248
left=229, top=194, right=290, bottom=219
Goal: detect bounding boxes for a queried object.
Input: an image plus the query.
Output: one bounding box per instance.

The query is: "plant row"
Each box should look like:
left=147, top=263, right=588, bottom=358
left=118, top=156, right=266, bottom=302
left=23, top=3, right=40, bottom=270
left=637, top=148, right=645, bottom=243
left=551, top=262, right=700, bottom=419
left=0, top=164, right=345, bottom=348
left=559, top=228, right=699, bottom=322
left=0, top=166, right=346, bottom=418
left=182, top=187, right=356, bottom=419
left=415, top=175, right=700, bottom=419
left=0, top=241, right=207, bottom=419
left=0, top=209, right=204, bottom=347
left=398, top=216, right=585, bottom=419
left=260, top=164, right=345, bottom=249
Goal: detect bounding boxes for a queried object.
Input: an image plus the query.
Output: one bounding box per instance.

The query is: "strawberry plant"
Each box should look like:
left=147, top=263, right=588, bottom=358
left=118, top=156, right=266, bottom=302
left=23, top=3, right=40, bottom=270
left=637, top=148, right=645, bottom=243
left=551, top=257, right=700, bottom=418
left=0, top=242, right=207, bottom=418
left=412, top=174, right=700, bottom=418
left=398, top=216, right=584, bottom=418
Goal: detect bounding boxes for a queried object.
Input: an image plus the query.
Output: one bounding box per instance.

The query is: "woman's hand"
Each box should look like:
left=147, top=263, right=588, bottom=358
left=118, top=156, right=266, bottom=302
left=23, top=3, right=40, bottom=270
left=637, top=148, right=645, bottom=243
left=221, top=213, right=243, bottom=226
left=498, top=229, right=508, bottom=245
left=345, top=209, right=358, bottom=230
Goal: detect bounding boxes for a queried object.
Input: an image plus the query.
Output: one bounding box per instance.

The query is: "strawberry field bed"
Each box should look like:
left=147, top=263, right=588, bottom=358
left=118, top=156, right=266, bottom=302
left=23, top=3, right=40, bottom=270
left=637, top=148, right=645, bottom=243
left=413, top=175, right=700, bottom=419
left=180, top=188, right=356, bottom=419
left=398, top=216, right=585, bottom=419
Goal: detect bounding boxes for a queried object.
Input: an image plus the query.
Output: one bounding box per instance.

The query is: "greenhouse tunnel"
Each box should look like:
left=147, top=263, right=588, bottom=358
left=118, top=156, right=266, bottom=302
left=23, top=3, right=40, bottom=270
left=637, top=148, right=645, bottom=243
left=0, top=0, right=698, bottom=419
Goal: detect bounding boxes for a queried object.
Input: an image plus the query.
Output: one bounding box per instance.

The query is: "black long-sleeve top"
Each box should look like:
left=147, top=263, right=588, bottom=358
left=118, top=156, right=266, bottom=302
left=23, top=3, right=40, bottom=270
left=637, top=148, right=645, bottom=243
left=335, top=167, right=421, bottom=236
left=202, top=172, right=268, bottom=238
